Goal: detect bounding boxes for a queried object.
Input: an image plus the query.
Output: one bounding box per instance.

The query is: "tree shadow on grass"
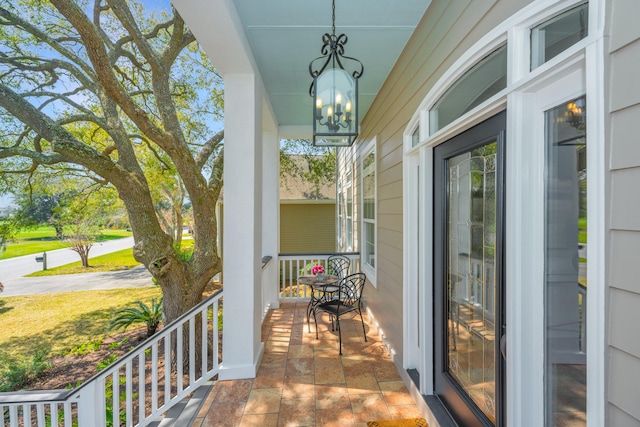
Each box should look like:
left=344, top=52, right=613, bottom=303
left=0, top=299, right=13, bottom=315
left=1, top=308, right=117, bottom=358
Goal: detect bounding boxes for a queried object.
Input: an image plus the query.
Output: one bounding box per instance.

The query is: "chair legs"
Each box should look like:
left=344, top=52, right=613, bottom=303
left=313, top=309, right=368, bottom=355
left=359, top=309, right=368, bottom=343
left=336, top=315, right=343, bottom=355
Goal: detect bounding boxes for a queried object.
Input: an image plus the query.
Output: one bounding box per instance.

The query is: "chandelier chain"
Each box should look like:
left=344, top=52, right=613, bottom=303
left=332, top=0, right=336, bottom=36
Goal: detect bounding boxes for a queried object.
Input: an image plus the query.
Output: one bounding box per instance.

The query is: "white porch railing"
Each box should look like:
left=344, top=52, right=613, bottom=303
left=0, top=289, right=223, bottom=427
left=278, top=252, right=360, bottom=300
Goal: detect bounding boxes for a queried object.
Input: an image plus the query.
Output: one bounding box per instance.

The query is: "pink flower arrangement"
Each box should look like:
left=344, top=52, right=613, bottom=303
left=311, top=264, right=325, bottom=275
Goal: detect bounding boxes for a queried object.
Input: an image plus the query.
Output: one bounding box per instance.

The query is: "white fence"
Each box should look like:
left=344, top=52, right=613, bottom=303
left=278, top=253, right=360, bottom=300
left=0, top=289, right=223, bottom=427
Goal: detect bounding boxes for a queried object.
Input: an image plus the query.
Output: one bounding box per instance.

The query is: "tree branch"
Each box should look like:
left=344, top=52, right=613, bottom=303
left=0, top=82, right=121, bottom=180
left=195, top=130, right=224, bottom=170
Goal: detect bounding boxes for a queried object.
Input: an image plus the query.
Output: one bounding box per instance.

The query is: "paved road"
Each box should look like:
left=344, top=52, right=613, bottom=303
left=0, top=265, right=154, bottom=297
left=0, top=237, right=154, bottom=296
left=0, top=237, right=136, bottom=281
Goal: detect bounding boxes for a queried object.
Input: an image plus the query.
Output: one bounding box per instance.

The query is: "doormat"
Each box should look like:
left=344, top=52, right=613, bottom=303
left=367, top=418, right=428, bottom=427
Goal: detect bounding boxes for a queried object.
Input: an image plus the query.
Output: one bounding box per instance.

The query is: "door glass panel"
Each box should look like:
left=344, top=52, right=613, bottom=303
left=544, top=96, right=587, bottom=426
left=447, top=141, right=497, bottom=423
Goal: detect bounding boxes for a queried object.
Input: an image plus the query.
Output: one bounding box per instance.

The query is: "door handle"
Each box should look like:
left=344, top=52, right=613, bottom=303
left=500, top=333, right=507, bottom=360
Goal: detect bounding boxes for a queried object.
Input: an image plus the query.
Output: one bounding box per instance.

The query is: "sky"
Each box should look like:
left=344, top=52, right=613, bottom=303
left=0, top=0, right=194, bottom=211
left=0, top=194, right=14, bottom=208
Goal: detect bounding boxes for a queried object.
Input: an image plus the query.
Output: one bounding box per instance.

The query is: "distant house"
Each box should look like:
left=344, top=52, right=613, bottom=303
left=216, top=155, right=336, bottom=256
left=279, top=155, right=335, bottom=254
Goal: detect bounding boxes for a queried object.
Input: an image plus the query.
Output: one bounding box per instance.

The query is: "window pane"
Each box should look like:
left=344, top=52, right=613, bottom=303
left=363, top=152, right=375, bottom=220
left=429, top=45, right=507, bottom=135
left=544, top=96, right=587, bottom=426
left=412, top=126, right=420, bottom=147
left=364, top=221, right=375, bottom=268
left=531, top=3, right=588, bottom=70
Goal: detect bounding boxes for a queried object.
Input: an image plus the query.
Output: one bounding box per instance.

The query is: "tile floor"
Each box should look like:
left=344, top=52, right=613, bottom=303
left=191, top=301, right=423, bottom=427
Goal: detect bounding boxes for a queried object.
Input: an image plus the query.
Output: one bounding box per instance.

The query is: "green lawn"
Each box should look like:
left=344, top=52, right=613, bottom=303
left=1, top=227, right=132, bottom=260
left=26, top=248, right=141, bottom=276
left=0, top=287, right=162, bottom=359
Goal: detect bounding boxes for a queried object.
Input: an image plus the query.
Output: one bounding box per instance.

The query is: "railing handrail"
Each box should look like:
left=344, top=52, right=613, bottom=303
left=0, top=289, right=223, bottom=426
left=67, top=287, right=223, bottom=398
left=278, top=253, right=361, bottom=301
left=0, top=390, right=72, bottom=404
left=279, top=251, right=359, bottom=257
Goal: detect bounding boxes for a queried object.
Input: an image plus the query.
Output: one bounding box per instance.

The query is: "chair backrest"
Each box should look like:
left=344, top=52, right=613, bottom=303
left=327, top=255, right=351, bottom=279
left=337, top=272, right=366, bottom=306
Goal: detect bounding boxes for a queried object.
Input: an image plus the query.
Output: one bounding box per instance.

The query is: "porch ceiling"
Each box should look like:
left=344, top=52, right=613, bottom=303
left=173, top=0, right=430, bottom=136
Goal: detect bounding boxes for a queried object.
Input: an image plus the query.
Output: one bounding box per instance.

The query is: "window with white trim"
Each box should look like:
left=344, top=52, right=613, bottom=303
left=346, top=165, right=353, bottom=252
left=361, top=142, right=376, bottom=278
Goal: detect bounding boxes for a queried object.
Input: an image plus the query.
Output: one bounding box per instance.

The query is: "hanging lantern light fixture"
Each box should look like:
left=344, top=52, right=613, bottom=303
left=309, top=0, right=364, bottom=147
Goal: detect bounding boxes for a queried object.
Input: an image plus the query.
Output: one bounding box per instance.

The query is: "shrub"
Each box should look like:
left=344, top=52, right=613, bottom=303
left=65, top=338, right=103, bottom=356
left=109, top=298, right=163, bottom=338
left=0, top=347, right=51, bottom=392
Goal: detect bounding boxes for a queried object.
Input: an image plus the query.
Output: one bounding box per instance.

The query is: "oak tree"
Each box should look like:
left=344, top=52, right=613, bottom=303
left=0, top=0, right=224, bottom=323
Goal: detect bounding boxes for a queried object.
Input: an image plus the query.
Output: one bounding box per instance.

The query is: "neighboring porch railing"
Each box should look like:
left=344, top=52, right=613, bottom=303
left=0, top=289, right=223, bottom=427
left=278, top=252, right=360, bottom=300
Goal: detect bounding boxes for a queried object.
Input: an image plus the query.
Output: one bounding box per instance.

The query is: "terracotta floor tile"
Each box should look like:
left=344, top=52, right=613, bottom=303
left=373, top=362, right=402, bottom=381
left=342, top=358, right=374, bottom=374
left=278, top=397, right=315, bottom=427
left=316, top=408, right=355, bottom=426
left=187, top=302, right=424, bottom=427
left=285, top=357, right=314, bottom=376
left=315, top=384, right=351, bottom=410
left=254, top=366, right=285, bottom=388
left=387, top=404, right=425, bottom=420
left=378, top=381, right=415, bottom=406
left=261, top=352, right=288, bottom=367
left=289, top=344, right=314, bottom=358
left=197, top=386, right=218, bottom=417
left=315, top=363, right=345, bottom=385
left=266, top=340, right=290, bottom=353
left=244, top=388, right=282, bottom=414
left=239, top=413, right=279, bottom=427
left=201, top=401, right=245, bottom=426
left=213, top=379, right=253, bottom=402
left=345, top=372, right=380, bottom=395
left=349, top=393, right=391, bottom=423
left=283, top=375, right=315, bottom=399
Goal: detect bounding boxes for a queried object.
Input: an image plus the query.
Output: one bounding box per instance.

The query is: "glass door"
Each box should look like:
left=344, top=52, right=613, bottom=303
left=434, top=111, right=506, bottom=426
left=544, top=96, right=587, bottom=425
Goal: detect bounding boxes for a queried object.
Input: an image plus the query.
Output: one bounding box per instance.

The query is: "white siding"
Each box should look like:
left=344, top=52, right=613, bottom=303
left=607, top=0, right=640, bottom=421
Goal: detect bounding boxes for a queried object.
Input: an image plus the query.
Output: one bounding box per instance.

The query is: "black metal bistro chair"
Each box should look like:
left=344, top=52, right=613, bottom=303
left=327, top=254, right=350, bottom=279
left=304, top=255, right=351, bottom=329
left=313, top=272, right=367, bottom=355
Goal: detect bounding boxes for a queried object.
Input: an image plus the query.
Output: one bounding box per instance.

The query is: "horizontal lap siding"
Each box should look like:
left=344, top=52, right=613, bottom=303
left=608, top=0, right=640, bottom=420
left=279, top=204, right=336, bottom=253
left=354, top=0, right=530, bottom=363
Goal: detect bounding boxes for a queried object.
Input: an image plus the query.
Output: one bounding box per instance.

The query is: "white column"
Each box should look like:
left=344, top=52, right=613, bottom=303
left=220, top=74, right=264, bottom=380
left=262, top=130, right=280, bottom=310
